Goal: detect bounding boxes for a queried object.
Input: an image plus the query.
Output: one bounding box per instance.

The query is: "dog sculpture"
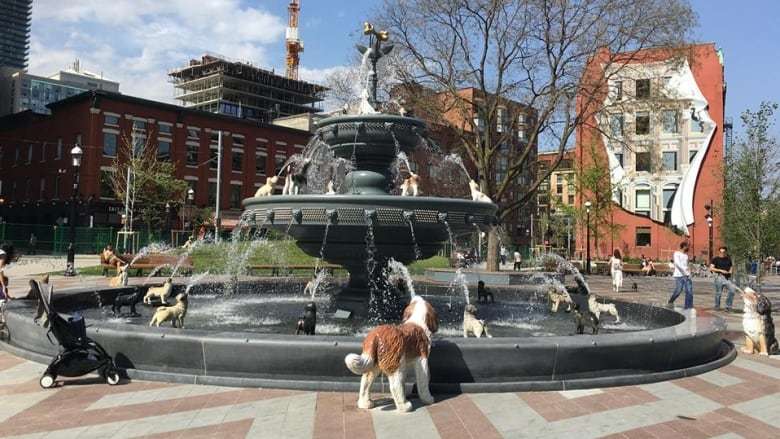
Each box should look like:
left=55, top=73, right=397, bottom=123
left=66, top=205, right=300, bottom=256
left=112, top=288, right=143, bottom=317
left=283, top=158, right=312, bottom=195
left=325, top=180, right=337, bottom=195
left=149, top=293, right=188, bottom=328
left=109, top=264, right=129, bottom=288
left=254, top=176, right=279, bottom=197
left=400, top=172, right=420, bottom=197
left=303, top=278, right=317, bottom=297
left=345, top=296, right=439, bottom=412
left=463, top=304, right=492, bottom=338
left=476, top=280, right=494, bottom=304
left=547, top=286, right=573, bottom=313
left=573, top=303, right=599, bottom=334
left=631, top=282, right=638, bottom=292
left=741, top=287, right=779, bottom=355
left=588, top=294, right=620, bottom=323
left=295, top=302, right=317, bottom=335
left=469, top=179, right=492, bottom=203
left=143, top=278, right=173, bottom=305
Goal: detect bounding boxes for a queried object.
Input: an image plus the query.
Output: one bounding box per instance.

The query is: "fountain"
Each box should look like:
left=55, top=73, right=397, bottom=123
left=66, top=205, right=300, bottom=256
left=0, top=23, right=733, bottom=393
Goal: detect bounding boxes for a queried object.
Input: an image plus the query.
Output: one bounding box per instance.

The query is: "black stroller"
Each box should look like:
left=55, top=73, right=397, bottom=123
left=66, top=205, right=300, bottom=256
left=35, top=281, right=120, bottom=388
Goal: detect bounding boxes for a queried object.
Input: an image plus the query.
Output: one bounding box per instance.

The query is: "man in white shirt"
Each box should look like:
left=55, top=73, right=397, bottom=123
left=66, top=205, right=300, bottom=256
left=668, top=241, right=694, bottom=309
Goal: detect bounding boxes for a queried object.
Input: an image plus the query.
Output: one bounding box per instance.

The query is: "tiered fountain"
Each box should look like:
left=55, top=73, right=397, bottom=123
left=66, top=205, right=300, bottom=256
left=0, top=24, right=733, bottom=392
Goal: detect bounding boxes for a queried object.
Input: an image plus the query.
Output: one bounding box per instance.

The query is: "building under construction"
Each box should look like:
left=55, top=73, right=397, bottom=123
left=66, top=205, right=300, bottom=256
left=168, top=54, right=326, bottom=122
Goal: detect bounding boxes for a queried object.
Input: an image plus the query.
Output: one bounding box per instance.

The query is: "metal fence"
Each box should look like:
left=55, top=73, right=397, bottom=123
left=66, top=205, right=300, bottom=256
left=0, top=223, right=168, bottom=255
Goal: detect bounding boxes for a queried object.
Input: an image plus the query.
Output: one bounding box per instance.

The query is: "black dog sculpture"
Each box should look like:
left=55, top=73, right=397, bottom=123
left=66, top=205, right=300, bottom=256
left=477, top=280, right=494, bottom=304
left=112, top=288, right=144, bottom=317
left=631, top=282, right=638, bottom=292
left=757, top=293, right=779, bottom=353
left=295, top=302, right=317, bottom=335
left=573, top=303, right=599, bottom=334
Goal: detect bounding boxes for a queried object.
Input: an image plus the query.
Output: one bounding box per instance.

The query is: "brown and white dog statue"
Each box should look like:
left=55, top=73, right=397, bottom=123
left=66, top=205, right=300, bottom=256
left=149, top=293, right=188, bottom=328
left=345, top=296, right=438, bottom=412
left=588, top=294, right=620, bottom=323
left=741, top=287, right=778, bottom=355
left=547, top=286, right=573, bottom=313
left=463, top=304, right=492, bottom=338
left=400, top=172, right=420, bottom=197
left=144, top=278, right=173, bottom=305
left=109, top=264, right=129, bottom=288
left=254, top=176, right=279, bottom=197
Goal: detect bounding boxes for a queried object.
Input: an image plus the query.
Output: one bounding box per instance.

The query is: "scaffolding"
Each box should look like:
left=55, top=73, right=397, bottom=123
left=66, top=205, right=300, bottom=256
left=169, top=54, right=326, bottom=122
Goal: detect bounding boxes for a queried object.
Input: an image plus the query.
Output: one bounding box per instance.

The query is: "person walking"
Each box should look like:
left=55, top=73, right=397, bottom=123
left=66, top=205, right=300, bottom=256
left=668, top=241, right=694, bottom=309
left=28, top=233, right=37, bottom=255
left=609, top=249, right=624, bottom=293
left=500, top=246, right=507, bottom=266
left=513, top=250, right=522, bottom=271
left=710, top=246, right=735, bottom=311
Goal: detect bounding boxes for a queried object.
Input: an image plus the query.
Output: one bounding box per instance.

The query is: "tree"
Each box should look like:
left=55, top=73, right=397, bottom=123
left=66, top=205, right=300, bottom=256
left=110, top=133, right=188, bottom=240
left=722, top=102, right=780, bottom=281
left=375, top=0, right=696, bottom=270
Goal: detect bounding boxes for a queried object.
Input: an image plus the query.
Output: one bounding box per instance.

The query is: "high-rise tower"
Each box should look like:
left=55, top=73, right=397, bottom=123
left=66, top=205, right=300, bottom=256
left=0, top=0, right=32, bottom=70
left=285, top=0, right=303, bottom=80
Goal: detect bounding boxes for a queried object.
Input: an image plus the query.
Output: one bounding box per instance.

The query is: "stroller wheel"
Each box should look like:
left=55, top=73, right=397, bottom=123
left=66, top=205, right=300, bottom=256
left=39, top=374, right=56, bottom=389
left=104, top=368, right=120, bottom=386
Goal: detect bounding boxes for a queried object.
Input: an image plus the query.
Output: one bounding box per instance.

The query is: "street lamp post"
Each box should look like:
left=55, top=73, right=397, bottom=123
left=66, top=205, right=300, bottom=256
left=705, top=202, right=713, bottom=263
left=187, top=188, right=195, bottom=237
left=165, top=202, right=171, bottom=244
left=585, top=201, right=592, bottom=275
left=63, top=145, right=83, bottom=276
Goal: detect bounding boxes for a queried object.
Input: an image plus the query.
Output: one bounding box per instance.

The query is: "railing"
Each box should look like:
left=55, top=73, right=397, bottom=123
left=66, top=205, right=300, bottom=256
left=0, top=223, right=169, bottom=255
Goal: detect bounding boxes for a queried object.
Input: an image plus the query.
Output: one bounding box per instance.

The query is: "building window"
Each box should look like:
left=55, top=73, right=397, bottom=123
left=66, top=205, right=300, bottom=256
left=232, top=135, right=244, bottom=147
left=75, top=133, right=82, bottom=145
left=635, top=79, right=650, bottom=99
left=209, top=147, right=219, bottom=170
left=210, top=131, right=220, bottom=145
left=103, top=133, right=118, bottom=156
left=691, top=119, right=704, bottom=133
left=40, top=143, right=47, bottom=162
left=662, top=110, right=678, bottom=133
left=159, top=123, right=172, bottom=135
left=616, top=189, right=623, bottom=207
left=568, top=194, right=575, bottom=205
left=56, top=138, right=62, bottom=159
left=614, top=152, right=624, bottom=167
left=609, top=114, right=624, bottom=137
left=517, top=114, right=525, bottom=124
left=39, top=178, right=45, bottom=199
left=635, top=112, right=650, bottom=135
left=186, top=144, right=198, bottom=166
left=158, top=140, right=171, bottom=161
left=496, top=107, right=505, bottom=133
left=100, top=170, right=114, bottom=198
left=635, top=189, right=651, bottom=216
left=230, top=185, right=242, bottom=208
left=612, top=80, right=623, bottom=101
left=689, top=149, right=698, bottom=163
left=105, top=114, right=119, bottom=126
left=662, top=185, right=677, bottom=225
left=556, top=175, right=563, bottom=195
left=661, top=151, right=677, bottom=171
left=208, top=182, right=217, bottom=205
left=232, top=150, right=243, bottom=172
left=635, top=152, right=651, bottom=172
left=187, top=127, right=199, bottom=139
left=54, top=176, right=60, bottom=198
left=256, top=151, right=267, bottom=175
left=14, top=146, right=19, bottom=165
left=275, top=155, right=287, bottom=175
left=133, top=120, right=146, bottom=132
left=635, top=227, right=652, bottom=246
left=27, top=144, right=33, bottom=164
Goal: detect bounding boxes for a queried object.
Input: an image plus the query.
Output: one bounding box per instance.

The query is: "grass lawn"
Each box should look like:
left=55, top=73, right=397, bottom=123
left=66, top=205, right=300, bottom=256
left=59, top=240, right=451, bottom=278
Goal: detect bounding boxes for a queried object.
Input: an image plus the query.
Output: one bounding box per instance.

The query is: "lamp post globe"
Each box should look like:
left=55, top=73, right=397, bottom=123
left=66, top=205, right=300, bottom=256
left=64, top=144, right=83, bottom=276
left=584, top=201, right=592, bottom=275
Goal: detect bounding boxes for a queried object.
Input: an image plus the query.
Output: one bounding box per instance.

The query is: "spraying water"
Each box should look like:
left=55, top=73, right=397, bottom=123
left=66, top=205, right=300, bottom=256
left=307, top=269, right=330, bottom=299
left=449, top=268, right=470, bottom=305
left=443, top=153, right=470, bottom=177
left=357, top=48, right=378, bottom=115
left=387, top=258, right=416, bottom=297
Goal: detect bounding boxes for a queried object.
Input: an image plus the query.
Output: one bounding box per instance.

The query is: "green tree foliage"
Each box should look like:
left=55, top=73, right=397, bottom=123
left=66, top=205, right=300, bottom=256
left=722, top=102, right=780, bottom=274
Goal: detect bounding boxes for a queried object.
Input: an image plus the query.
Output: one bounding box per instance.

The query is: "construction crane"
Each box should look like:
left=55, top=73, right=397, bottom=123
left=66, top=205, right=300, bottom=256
left=285, top=0, right=303, bottom=80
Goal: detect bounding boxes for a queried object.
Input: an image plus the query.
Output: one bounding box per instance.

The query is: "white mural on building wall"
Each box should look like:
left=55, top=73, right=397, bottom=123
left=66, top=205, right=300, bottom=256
left=600, top=59, right=716, bottom=236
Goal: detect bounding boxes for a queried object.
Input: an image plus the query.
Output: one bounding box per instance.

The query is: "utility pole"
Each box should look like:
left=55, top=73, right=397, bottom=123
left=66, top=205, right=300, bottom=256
left=215, top=130, right=222, bottom=242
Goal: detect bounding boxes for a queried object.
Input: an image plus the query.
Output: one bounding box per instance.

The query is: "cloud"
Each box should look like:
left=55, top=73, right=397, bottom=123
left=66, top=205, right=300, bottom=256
left=29, top=0, right=287, bottom=103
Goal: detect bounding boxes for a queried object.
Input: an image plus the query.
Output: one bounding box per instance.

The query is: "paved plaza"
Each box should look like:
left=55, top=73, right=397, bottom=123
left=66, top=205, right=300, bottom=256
left=1, top=268, right=779, bottom=438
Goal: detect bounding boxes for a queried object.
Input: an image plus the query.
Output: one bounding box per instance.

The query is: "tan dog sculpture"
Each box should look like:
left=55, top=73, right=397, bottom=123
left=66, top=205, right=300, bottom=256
left=149, top=293, right=188, bottom=328
left=143, top=278, right=173, bottom=305
left=254, top=176, right=279, bottom=197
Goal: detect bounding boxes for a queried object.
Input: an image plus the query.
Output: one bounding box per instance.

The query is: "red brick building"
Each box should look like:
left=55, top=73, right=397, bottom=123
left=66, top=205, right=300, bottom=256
left=575, top=44, right=726, bottom=262
left=0, top=90, right=310, bottom=228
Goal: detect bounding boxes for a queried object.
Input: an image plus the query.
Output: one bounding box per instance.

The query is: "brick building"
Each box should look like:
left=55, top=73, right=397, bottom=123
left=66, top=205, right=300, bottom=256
left=575, top=43, right=726, bottom=262
left=0, top=90, right=310, bottom=228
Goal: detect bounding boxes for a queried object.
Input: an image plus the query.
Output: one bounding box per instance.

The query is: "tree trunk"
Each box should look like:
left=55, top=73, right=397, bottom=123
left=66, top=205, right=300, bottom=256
left=486, top=228, right=500, bottom=272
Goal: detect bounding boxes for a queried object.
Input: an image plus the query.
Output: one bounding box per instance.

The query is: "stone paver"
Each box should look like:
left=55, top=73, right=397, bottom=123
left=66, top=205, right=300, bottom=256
left=1, top=273, right=778, bottom=437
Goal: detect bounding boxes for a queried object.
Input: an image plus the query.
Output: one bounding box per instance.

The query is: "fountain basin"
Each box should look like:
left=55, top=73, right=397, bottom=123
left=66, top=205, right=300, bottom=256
left=1, top=283, right=733, bottom=392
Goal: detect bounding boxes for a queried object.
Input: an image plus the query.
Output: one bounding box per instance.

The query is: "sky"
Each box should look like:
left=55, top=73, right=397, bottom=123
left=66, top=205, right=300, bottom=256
left=28, top=0, right=780, bottom=132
